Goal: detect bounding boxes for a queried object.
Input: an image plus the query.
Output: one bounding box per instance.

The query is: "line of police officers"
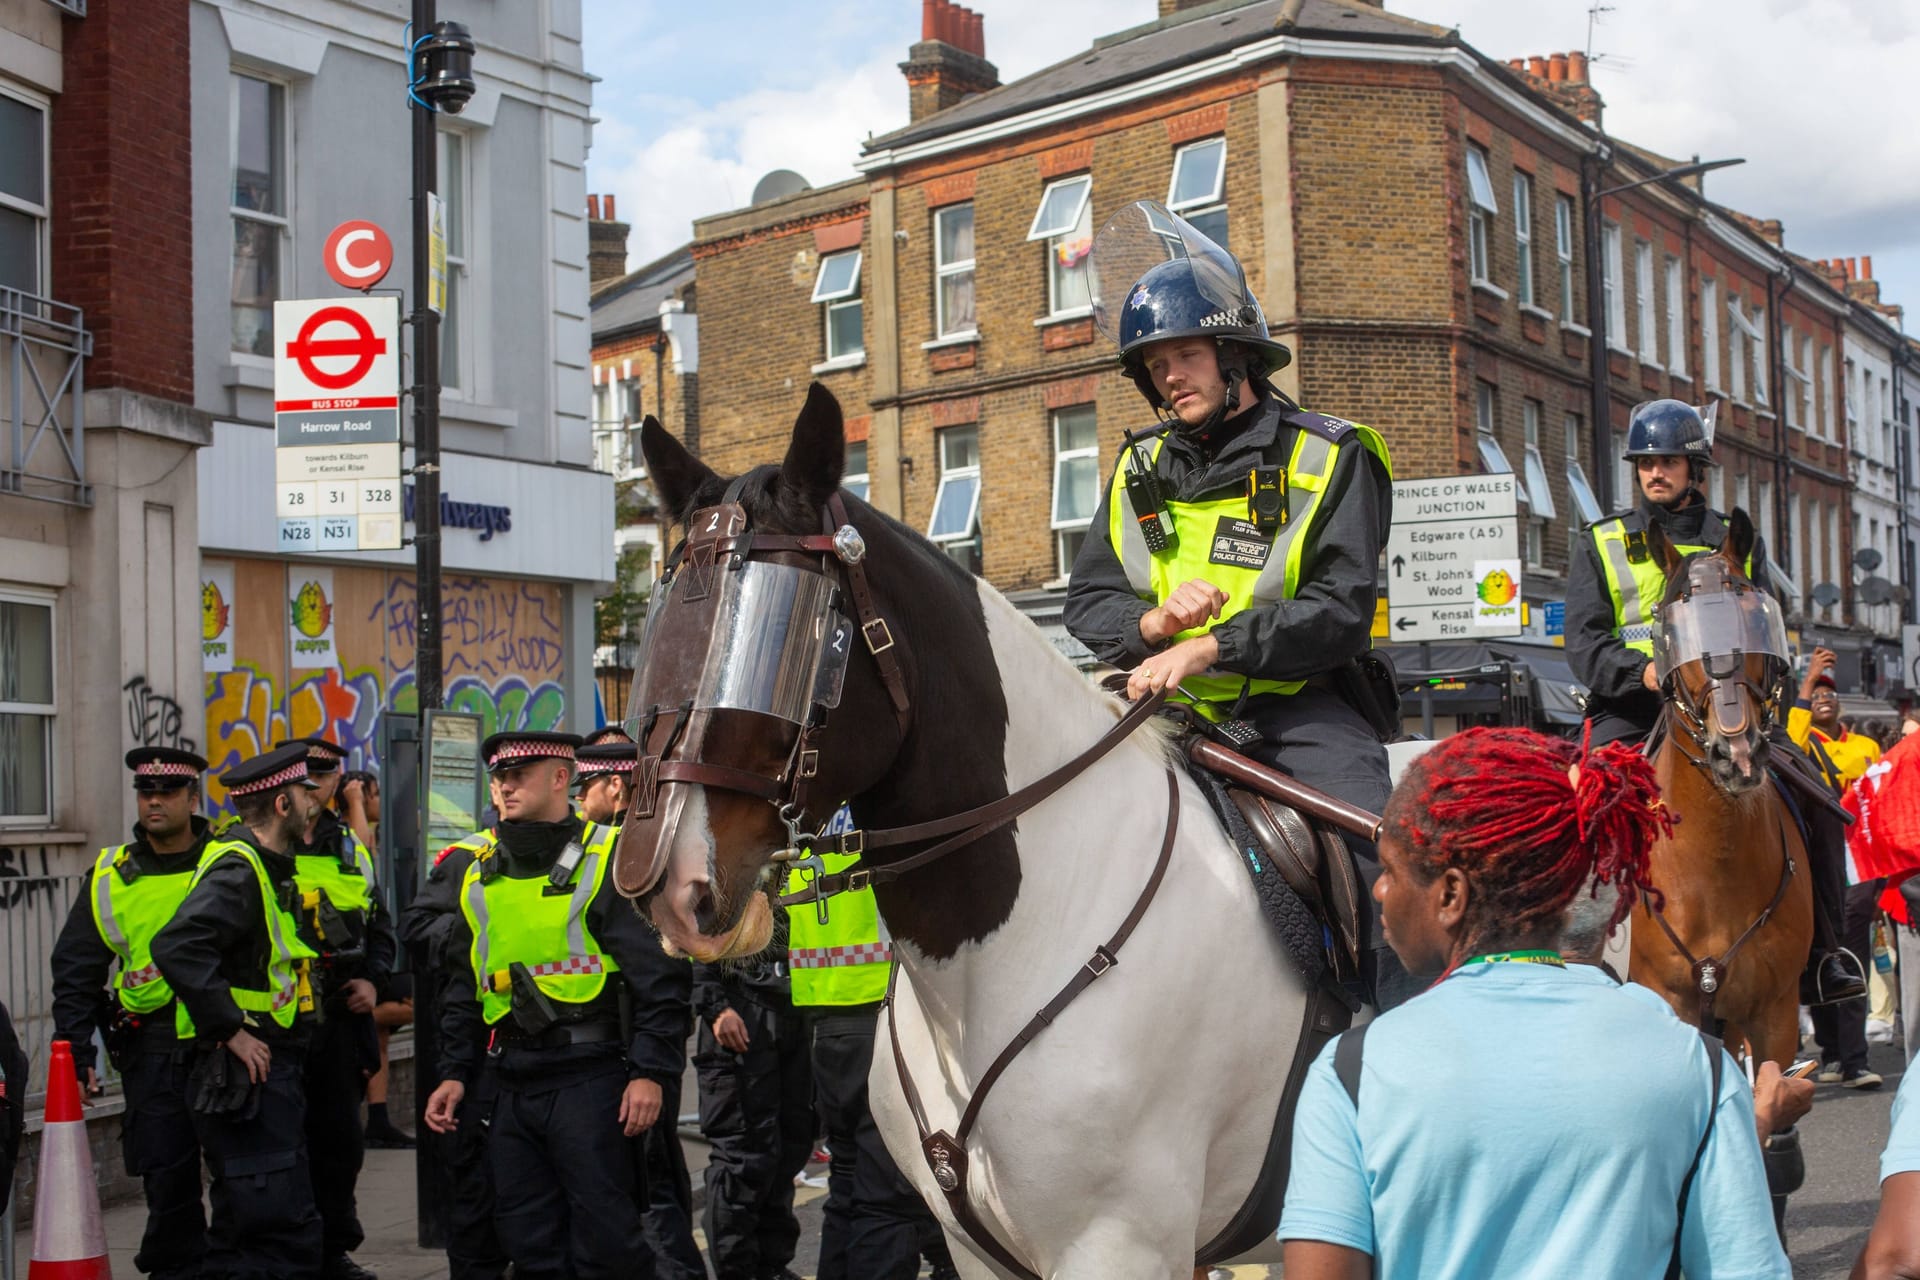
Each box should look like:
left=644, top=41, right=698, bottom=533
left=53, top=725, right=951, bottom=1280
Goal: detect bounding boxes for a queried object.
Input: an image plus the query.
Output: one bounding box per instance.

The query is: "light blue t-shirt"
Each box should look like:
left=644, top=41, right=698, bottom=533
left=1881, top=1059, right=1920, bottom=1182
left=1278, top=962, right=1789, bottom=1279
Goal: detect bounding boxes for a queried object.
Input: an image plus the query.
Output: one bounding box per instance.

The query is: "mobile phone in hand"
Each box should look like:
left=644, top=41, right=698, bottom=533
left=1783, top=1059, right=1820, bottom=1081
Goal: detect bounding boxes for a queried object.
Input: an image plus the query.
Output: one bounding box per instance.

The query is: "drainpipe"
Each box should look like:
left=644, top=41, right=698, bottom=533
left=1767, top=262, right=1792, bottom=605
left=1895, top=340, right=1917, bottom=626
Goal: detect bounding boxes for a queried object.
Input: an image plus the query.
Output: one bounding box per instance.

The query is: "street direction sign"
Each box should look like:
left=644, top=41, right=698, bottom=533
left=1385, top=473, right=1523, bottom=642
left=272, top=297, right=403, bottom=552
left=323, top=220, right=395, bottom=292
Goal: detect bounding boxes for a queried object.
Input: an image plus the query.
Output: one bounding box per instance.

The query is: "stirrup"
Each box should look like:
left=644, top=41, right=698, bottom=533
left=1810, top=948, right=1868, bottom=1007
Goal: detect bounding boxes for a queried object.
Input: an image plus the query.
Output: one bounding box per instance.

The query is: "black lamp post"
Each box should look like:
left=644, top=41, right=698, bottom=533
left=1581, top=153, right=1744, bottom=511
left=407, top=3, right=474, bottom=1250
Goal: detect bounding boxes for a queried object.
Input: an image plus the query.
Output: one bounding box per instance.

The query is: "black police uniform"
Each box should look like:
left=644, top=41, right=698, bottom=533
left=399, top=837, right=508, bottom=1280
left=51, top=813, right=217, bottom=1280
left=151, top=746, right=324, bottom=1280
left=691, top=918, right=813, bottom=1280
left=580, top=765, right=707, bottom=1280
left=1064, top=391, right=1413, bottom=1007
left=437, top=814, right=693, bottom=1280
left=292, top=805, right=398, bottom=1277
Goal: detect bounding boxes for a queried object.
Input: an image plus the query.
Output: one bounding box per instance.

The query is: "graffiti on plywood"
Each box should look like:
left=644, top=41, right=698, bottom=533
left=204, top=663, right=564, bottom=811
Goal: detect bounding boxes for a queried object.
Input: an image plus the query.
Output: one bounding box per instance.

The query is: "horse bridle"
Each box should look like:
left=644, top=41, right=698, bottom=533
left=628, top=485, right=910, bottom=858
left=629, top=484, right=1171, bottom=915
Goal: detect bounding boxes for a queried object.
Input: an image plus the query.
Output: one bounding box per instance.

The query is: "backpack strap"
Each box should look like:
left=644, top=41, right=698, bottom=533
left=1665, top=1031, right=1724, bottom=1280
left=1333, top=1023, right=1371, bottom=1108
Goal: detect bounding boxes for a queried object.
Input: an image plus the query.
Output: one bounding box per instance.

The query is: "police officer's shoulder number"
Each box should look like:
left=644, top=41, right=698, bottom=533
left=1285, top=410, right=1359, bottom=443
left=1585, top=507, right=1641, bottom=533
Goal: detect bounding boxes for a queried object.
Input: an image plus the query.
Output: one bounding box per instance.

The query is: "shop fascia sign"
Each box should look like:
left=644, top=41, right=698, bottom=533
left=402, top=483, right=513, bottom=541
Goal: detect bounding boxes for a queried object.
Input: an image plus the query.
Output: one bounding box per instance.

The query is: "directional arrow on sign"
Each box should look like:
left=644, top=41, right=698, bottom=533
left=1395, top=616, right=1416, bottom=631
left=1392, top=554, right=1406, bottom=577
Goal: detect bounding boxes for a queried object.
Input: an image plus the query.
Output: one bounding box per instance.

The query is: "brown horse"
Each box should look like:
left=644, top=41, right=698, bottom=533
left=1627, top=508, right=1813, bottom=1071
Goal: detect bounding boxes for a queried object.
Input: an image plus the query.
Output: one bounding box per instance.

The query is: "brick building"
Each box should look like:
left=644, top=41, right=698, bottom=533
left=679, top=0, right=1916, bottom=683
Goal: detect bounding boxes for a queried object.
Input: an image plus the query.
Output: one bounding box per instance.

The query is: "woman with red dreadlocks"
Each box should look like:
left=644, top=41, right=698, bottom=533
left=1278, top=727, right=1789, bottom=1280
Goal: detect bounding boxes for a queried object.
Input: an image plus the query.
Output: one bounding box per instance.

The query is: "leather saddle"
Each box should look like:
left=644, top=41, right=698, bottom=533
left=1226, top=786, right=1367, bottom=983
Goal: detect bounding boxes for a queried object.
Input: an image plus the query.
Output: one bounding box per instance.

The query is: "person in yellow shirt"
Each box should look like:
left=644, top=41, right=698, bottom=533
left=1791, top=647, right=1884, bottom=1089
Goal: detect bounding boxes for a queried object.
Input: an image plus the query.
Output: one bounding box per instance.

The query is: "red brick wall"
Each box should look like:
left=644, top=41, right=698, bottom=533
left=49, top=0, right=195, bottom=404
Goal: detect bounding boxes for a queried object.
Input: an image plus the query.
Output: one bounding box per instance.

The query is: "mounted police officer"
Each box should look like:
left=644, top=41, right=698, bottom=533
left=422, top=731, right=692, bottom=1280
left=1566, top=397, right=1863, bottom=1003
left=51, top=747, right=216, bottom=1280
left=152, top=742, right=326, bottom=1280
left=1063, top=199, right=1406, bottom=1007
left=279, top=736, right=395, bottom=1280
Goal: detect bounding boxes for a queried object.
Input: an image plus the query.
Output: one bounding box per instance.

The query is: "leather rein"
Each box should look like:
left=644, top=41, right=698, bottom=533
left=1643, top=695, right=1796, bottom=1035
left=643, top=488, right=1186, bottom=1277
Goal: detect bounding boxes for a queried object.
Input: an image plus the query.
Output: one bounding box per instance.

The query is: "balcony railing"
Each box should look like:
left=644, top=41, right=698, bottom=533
left=2, top=289, right=93, bottom=507
left=42, top=0, right=85, bottom=15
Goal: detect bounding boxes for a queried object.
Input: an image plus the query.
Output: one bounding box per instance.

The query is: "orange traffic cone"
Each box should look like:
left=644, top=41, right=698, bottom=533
left=29, top=1041, right=111, bottom=1280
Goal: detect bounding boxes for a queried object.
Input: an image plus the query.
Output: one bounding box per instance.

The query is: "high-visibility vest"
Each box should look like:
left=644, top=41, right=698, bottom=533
left=89, top=845, right=197, bottom=1038
left=785, top=851, right=892, bottom=1007
left=294, top=830, right=376, bottom=954
left=459, top=822, right=620, bottom=1025
left=187, top=839, right=319, bottom=1030
left=1107, top=413, right=1391, bottom=713
left=1589, top=510, right=1757, bottom=657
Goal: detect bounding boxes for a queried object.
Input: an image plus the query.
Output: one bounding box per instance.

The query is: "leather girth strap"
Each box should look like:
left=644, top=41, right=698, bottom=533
left=885, top=768, right=1183, bottom=1280
left=1644, top=803, right=1797, bottom=1033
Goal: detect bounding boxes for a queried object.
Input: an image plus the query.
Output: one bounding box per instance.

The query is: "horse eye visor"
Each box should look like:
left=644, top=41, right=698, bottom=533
left=626, top=559, right=852, bottom=732
left=1653, top=588, right=1790, bottom=685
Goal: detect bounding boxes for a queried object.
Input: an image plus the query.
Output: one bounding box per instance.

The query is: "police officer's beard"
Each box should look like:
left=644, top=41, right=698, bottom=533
left=1171, top=365, right=1246, bottom=437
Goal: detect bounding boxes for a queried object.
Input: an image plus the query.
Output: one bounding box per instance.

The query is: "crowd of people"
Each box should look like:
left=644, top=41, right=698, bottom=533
left=30, top=726, right=958, bottom=1280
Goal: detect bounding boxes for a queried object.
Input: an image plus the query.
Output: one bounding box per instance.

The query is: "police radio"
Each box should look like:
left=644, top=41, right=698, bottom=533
left=1124, top=440, right=1176, bottom=554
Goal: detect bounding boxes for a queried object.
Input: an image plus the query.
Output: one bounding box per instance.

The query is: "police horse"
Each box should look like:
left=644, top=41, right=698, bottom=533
left=1625, top=512, right=1815, bottom=1225
left=612, top=386, right=1341, bottom=1278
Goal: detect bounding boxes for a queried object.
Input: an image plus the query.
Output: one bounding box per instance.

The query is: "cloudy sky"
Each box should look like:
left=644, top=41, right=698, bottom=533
left=582, top=0, right=1920, bottom=324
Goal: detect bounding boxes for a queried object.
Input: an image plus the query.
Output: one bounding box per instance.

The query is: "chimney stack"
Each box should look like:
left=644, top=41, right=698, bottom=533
left=587, top=192, right=630, bottom=288
left=1510, top=49, right=1605, bottom=128
left=902, top=0, right=999, bottom=122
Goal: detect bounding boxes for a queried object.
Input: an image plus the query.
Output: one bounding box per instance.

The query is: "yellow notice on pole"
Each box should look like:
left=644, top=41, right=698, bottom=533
left=428, top=192, right=448, bottom=315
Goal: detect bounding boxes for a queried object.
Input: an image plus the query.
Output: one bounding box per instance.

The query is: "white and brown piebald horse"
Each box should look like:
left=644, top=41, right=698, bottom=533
left=615, top=386, right=1322, bottom=1279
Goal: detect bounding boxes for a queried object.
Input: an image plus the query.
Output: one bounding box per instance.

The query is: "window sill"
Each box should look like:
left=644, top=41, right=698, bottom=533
left=1471, top=279, right=1510, bottom=300
left=1638, top=357, right=1665, bottom=373
left=1035, top=308, right=1092, bottom=327
left=1041, top=574, right=1071, bottom=591
left=922, top=331, right=980, bottom=351
left=221, top=359, right=275, bottom=390
left=1519, top=303, right=1555, bottom=321
left=811, top=354, right=867, bottom=375
left=1559, top=321, right=1592, bottom=337
left=1607, top=343, right=1635, bottom=357
left=0, top=828, right=88, bottom=847
left=442, top=401, right=520, bottom=430
left=1755, top=409, right=1777, bottom=423
left=1668, top=370, right=1693, bottom=383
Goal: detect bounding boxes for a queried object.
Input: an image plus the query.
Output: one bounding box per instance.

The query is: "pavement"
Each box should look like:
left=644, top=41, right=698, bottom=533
left=8, top=1042, right=1903, bottom=1280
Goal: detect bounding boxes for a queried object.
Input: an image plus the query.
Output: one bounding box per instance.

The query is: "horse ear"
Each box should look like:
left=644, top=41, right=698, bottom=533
left=781, top=382, right=845, bottom=509
left=1724, top=506, right=1756, bottom=572
left=639, top=416, right=718, bottom=520
left=1644, top=515, right=1685, bottom=582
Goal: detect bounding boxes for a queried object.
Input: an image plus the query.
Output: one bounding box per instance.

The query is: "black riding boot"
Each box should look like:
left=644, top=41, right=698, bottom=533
left=1799, top=805, right=1866, bottom=1005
